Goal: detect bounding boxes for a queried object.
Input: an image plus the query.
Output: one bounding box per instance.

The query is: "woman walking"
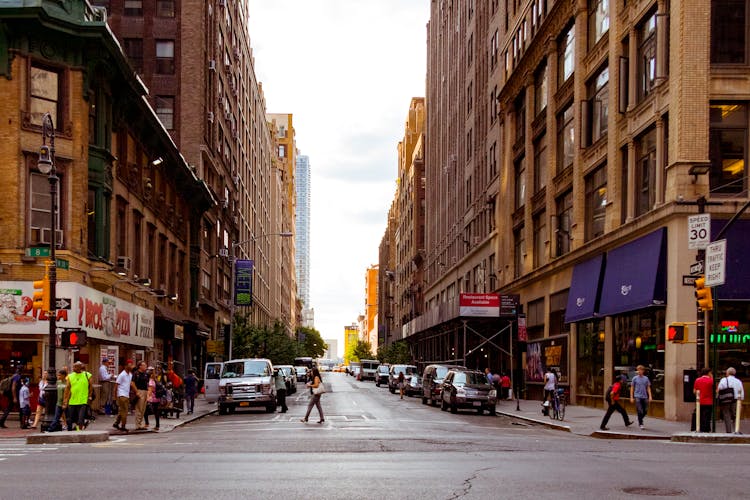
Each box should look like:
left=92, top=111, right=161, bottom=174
left=147, top=368, right=161, bottom=431
left=301, top=367, right=325, bottom=423
left=31, top=370, right=48, bottom=429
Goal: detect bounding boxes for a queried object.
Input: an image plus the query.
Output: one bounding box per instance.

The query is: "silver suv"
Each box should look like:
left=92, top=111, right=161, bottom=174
left=218, top=358, right=276, bottom=414
left=388, top=364, right=418, bottom=394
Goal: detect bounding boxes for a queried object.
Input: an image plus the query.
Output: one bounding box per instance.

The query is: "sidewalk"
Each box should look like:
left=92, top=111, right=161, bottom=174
left=495, top=398, right=750, bottom=443
left=0, top=395, right=217, bottom=442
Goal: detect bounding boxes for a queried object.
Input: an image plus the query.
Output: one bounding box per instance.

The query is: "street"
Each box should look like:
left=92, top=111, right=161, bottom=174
left=3, top=372, right=750, bottom=499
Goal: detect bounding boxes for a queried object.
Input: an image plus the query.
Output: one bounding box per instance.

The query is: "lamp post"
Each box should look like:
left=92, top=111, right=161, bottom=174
left=37, top=112, right=58, bottom=432
left=228, top=231, right=293, bottom=359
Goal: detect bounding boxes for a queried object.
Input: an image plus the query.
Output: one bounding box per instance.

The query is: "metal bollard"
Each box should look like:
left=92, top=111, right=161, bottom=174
left=736, top=399, right=742, bottom=434
left=695, top=390, right=700, bottom=433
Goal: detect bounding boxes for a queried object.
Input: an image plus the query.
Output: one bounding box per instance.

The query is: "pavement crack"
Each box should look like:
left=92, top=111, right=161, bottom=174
left=446, top=466, right=494, bottom=500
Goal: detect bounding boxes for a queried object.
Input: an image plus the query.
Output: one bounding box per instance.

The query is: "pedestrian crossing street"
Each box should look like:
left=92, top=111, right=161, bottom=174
left=0, top=439, right=64, bottom=462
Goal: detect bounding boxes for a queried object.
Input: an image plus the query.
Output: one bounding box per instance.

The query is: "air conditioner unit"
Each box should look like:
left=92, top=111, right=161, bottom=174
left=207, top=111, right=214, bottom=123
left=233, top=47, right=241, bottom=60
left=208, top=60, right=216, bottom=71
left=116, top=256, right=132, bottom=272
left=473, top=236, right=481, bottom=245
left=38, top=228, right=63, bottom=247
left=218, top=248, right=229, bottom=257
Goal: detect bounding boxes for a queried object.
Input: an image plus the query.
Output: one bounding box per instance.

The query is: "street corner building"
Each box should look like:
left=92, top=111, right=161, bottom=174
left=0, top=0, right=216, bottom=399
left=377, top=0, right=750, bottom=422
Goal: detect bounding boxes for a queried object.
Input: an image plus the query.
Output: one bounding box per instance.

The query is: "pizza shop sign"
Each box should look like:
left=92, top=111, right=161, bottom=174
left=0, top=281, right=153, bottom=347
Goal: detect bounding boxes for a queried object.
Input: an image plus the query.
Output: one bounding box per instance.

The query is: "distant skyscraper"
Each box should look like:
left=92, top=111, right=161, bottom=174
left=296, top=154, right=312, bottom=323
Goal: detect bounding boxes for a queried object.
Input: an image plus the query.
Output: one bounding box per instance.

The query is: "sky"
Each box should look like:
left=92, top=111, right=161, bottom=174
left=247, top=1, right=430, bottom=357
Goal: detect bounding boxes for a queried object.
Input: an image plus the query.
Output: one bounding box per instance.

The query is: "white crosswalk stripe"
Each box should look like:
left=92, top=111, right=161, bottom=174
left=0, top=439, right=61, bottom=463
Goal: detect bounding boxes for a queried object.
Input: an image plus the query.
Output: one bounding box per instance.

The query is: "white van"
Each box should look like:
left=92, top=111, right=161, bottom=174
left=218, top=358, right=276, bottom=414
left=203, top=362, right=223, bottom=403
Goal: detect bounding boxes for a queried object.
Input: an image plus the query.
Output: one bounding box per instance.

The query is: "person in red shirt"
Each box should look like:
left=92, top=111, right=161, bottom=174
left=693, top=367, right=714, bottom=432
left=599, top=376, right=634, bottom=430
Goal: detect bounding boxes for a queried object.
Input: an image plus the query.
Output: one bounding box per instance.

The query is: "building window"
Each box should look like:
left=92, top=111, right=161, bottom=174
left=116, top=197, right=127, bottom=258
left=155, top=96, right=174, bottom=130
left=29, top=65, right=60, bottom=127
left=515, top=156, right=526, bottom=209
left=489, top=141, right=498, bottom=178
left=711, top=0, right=746, bottom=64
left=556, top=190, right=573, bottom=257
left=279, top=145, right=286, bottom=158
left=155, top=40, right=175, bottom=75
left=587, top=66, right=609, bottom=144
left=549, top=289, right=570, bottom=337
left=576, top=319, right=605, bottom=397
left=527, top=297, right=545, bottom=340
left=533, top=134, right=548, bottom=193
left=124, top=0, right=143, bottom=16
left=466, top=177, right=472, bottom=208
left=533, top=211, right=547, bottom=268
left=534, top=62, right=548, bottom=116
left=709, top=103, right=747, bottom=195
left=585, top=165, right=607, bottom=241
left=124, top=39, right=143, bottom=73
left=514, top=226, right=525, bottom=279
left=491, top=29, right=499, bottom=69
left=467, top=33, right=474, bottom=66
left=490, top=85, right=498, bottom=123
left=557, top=103, right=575, bottom=170
left=515, top=92, right=526, bottom=143
left=29, top=172, right=61, bottom=244
left=588, top=0, right=610, bottom=47
left=613, top=309, right=666, bottom=401
left=156, top=0, right=175, bottom=18
left=636, top=127, right=657, bottom=216
left=638, top=12, right=657, bottom=100
left=466, top=128, right=473, bottom=160
left=467, top=81, right=473, bottom=114
left=559, top=24, right=575, bottom=84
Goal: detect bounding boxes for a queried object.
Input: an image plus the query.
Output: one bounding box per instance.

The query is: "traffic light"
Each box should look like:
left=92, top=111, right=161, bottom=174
left=668, top=323, right=687, bottom=343
left=694, top=276, right=713, bottom=311
left=32, top=264, right=50, bottom=312
left=61, top=328, right=87, bottom=348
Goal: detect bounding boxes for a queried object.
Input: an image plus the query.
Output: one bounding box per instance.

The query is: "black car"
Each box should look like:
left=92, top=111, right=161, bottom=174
left=375, top=363, right=390, bottom=387
left=421, top=364, right=466, bottom=406
left=440, top=369, right=497, bottom=415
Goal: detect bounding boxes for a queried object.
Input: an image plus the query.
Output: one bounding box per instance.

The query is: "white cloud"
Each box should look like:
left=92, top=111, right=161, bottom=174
left=248, top=1, right=428, bottom=356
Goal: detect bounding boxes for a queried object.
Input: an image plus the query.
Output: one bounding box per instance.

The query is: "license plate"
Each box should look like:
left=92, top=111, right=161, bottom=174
left=473, top=401, right=482, bottom=407
left=239, top=402, right=250, bottom=407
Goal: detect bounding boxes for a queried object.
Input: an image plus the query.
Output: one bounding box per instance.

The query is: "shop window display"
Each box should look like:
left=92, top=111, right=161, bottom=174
left=576, top=319, right=604, bottom=397
left=613, top=309, right=665, bottom=400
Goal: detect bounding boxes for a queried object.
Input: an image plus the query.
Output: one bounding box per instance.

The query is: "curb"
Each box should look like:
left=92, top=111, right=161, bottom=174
left=27, top=430, right=109, bottom=444
left=496, top=409, right=572, bottom=432
left=590, top=430, right=670, bottom=440
left=671, top=432, right=750, bottom=444
left=106, top=407, right=219, bottom=436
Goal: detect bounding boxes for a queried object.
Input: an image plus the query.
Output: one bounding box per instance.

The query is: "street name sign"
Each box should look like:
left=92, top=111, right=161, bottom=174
left=687, top=214, right=711, bottom=249
left=705, top=239, right=726, bottom=287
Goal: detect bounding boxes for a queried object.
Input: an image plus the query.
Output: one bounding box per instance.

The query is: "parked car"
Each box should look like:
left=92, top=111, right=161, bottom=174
left=388, top=364, right=418, bottom=394
left=275, top=365, right=297, bottom=394
left=374, top=363, right=390, bottom=387
left=218, top=358, right=276, bottom=415
left=294, top=366, right=309, bottom=383
left=440, top=369, right=497, bottom=415
left=360, top=359, right=380, bottom=381
left=421, top=364, right=466, bottom=406
left=404, top=373, right=423, bottom=396
left=348, top=362, right=361, bottom=377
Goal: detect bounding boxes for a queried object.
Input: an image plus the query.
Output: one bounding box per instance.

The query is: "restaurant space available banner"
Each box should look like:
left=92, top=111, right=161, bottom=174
left=0, top=281, right=154, bottom=347
left=459, top=293, right=500, bottom=317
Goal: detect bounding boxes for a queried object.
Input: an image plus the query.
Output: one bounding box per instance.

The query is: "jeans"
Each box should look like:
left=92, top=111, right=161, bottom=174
left=49, top=405, right=65, bottom=432
left=635, top=398, right=648, bottom=425
left=277, top=388, right=287, bottom=412
left=185, top=393, right=195, bottom=413
left=305, top=394, right=323, bottom=421
left=720, top=402, right=737, bottom=433
left=600, top=401, right=631, bottom=429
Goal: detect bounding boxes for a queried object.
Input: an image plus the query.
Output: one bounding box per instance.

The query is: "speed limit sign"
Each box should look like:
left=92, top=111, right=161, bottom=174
left=687, top=214, right=711, bottom=250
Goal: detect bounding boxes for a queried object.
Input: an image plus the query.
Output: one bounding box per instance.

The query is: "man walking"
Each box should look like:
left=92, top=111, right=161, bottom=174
left=629, top=365, right=652, bottom=430
left=63, top=362, right=92, bottom=431
left=693, top=367, right=714, bottom=433
left=717, top=367, right=744, bottom=433
left=0, top=368, right=21, bottom=428
left=273, top=368, right=287, bottom=413
left=113, top=360, right=134, bottom=432
left=133, top=362, right=150, bottom=430
left=98, top=358, right=113, bottom=414
left=600, top=376, right=634, bottom=430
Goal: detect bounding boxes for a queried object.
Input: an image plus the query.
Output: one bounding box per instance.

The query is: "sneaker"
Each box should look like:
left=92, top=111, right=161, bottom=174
left=600, top=427, right=609, bottom=431
left=625, top=421, right=634, bottom=427
left=112, top=423, right=120, bottom=430
left=639, top=425, right=645, bottom=430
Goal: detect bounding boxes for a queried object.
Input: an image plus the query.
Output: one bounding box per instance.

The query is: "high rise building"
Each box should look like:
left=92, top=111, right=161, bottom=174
left=323, top=338, right=338, bottom=361
left=94, top=0, right=293, bottom=359
left=295, top=154, right=312, bottom=322
left=403, top=0, right=750, bottom=422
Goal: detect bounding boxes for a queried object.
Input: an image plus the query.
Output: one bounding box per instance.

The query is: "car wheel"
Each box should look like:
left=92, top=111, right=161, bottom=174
left=476, top=407, right=483, bottom=415
left=218, top=404, right=228, bottom=415
left=266, top=404, right=275, bottom=413
left=389, top=386, right=395, bottom=394
left=421, top=396, right=427, bottom=405
left=228, top=406, right=235, bottom=414
left=450, top=404, right=458, bottom=414
left=441, top=398, right=447, bottom=411
left=489, top=406, right=496, bottom=416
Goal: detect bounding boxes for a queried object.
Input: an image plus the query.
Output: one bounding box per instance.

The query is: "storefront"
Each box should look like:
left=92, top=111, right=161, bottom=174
left=0, top=281, right=154, bottom=384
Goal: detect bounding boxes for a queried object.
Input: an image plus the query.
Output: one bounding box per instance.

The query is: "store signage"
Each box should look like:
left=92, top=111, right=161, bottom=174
left=499, top=294, right=520, bottom=316
left=234, top=259, right=254, bottom=306
left=517, top=313, right=527, bottom=342
left=0, top=281, right=153, bottom=347
left=459, top=293, right=500, bottom=317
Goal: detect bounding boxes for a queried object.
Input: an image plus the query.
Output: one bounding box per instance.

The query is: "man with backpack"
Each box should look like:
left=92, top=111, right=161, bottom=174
left=600, top=375, right=634, bottom=430
left=0, top=368, right=22, bottom=428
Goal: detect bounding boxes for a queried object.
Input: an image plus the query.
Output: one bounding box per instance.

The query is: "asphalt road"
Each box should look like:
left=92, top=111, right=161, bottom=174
left=3, top=372, right=750, bottom=499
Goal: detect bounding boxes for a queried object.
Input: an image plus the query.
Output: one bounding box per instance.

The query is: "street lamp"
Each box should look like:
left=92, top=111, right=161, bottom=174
left=227, top=231, right=293, bottom=359
left=37, top=112, right=58, bottom=432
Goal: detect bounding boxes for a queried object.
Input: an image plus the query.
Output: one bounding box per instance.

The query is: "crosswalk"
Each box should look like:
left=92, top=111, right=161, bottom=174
left=0, top=439, right=61, bottom=462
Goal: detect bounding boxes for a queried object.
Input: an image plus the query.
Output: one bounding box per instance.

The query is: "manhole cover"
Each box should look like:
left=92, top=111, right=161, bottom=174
left=622, top=487, right=685, bottom=496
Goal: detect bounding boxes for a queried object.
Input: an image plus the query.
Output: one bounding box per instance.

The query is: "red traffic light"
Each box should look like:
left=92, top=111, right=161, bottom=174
left=668, top=323, right=687, bottom=343
left=61, top=328, right=87, bottom=348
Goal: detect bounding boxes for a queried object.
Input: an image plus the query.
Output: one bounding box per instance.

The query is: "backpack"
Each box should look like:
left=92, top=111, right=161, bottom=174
left=0, top=376, right=11, bottom=396
left=605, top=385, right=613, bottom=404
left=155, top=381, right=167, bottom=399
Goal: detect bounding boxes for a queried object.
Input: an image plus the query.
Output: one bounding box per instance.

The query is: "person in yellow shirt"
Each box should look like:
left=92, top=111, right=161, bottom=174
left=63, top=362, right=92, bottom=431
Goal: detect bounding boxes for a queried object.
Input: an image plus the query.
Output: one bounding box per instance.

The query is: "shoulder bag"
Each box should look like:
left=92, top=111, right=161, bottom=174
left=312, top=379, right=326, bottom=395
left=718, top=378, right=735, bottom=405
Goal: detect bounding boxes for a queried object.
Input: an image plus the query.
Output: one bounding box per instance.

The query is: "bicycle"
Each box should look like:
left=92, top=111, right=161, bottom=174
left=549, top=387, right=566, bottom=421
